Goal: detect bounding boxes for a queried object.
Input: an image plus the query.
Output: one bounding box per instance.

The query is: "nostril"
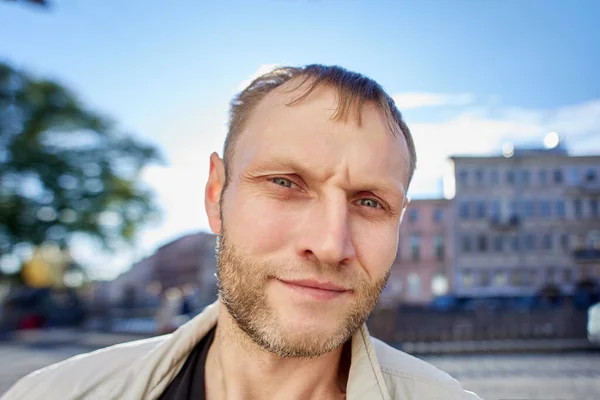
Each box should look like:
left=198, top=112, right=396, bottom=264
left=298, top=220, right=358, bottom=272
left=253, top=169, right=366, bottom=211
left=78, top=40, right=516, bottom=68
left=302, top=249, right=316, bottom=258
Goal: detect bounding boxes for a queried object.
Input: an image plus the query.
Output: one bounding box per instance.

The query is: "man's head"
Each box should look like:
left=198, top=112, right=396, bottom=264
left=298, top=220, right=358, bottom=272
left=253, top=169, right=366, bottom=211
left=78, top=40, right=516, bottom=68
left=204, top=64, right=416, bottom=358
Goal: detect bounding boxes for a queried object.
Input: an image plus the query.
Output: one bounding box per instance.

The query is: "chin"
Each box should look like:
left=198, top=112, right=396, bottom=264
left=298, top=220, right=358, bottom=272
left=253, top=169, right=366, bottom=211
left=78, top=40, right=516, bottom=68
left=246, top=300, right=360, bottom=358
left=275, top=307, right=347, bottom=338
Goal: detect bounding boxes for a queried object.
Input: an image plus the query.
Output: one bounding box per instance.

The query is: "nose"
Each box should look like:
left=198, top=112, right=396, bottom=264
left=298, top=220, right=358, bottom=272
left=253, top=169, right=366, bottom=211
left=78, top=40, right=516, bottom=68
left=297, top=192, right=357, bottom=267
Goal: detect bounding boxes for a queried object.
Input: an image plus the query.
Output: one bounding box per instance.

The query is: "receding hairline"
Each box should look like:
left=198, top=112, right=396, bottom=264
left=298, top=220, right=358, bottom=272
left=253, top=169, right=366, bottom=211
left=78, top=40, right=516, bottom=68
left=227, top=74, right=403, bottom=152
left=242, top=75, right=401, bottom=134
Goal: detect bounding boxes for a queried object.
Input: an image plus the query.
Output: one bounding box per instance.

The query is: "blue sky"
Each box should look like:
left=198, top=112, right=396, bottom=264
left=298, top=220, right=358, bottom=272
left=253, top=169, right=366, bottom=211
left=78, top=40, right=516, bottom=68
left=1, top=0, right=599, bottom=279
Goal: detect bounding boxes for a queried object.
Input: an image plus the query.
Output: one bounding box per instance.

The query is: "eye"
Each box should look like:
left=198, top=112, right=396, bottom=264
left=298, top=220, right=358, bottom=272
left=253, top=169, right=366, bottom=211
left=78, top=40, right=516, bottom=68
left=271, top=177, right=294, bottom=188
left=357, top=198, right=381, bottom=209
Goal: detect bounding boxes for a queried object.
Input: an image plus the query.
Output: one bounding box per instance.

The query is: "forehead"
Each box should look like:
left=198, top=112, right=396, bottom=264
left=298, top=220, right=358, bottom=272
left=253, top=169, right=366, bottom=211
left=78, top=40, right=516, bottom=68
left=233, top=81, right=410, bottom=188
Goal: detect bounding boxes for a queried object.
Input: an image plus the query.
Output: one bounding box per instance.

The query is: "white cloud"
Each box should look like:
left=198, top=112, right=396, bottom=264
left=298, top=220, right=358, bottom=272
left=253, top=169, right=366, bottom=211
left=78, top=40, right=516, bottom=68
left=406, top=99, right=600, bottom=199
left=235, top=63, right=283, bottom=92
left=393, top=92, right=475, bottom=109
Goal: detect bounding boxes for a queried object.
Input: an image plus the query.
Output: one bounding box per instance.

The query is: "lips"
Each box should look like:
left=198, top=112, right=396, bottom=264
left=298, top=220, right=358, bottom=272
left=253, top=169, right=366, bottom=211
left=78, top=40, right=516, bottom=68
left=277, top=278, right=348, bottom=292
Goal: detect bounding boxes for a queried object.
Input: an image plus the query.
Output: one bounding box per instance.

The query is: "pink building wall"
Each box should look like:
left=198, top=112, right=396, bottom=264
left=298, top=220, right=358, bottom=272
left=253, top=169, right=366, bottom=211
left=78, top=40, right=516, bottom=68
left=382, top=199, right=454, bottom=306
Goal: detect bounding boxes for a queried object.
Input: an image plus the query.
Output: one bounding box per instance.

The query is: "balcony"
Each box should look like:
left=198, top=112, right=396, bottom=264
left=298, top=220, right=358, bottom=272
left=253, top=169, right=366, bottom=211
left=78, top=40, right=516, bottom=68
left=490, top=214, right=520, bottom=231
left=565, top=180, right=600, bottom=196
left=572, top=248, right=600, bottom=263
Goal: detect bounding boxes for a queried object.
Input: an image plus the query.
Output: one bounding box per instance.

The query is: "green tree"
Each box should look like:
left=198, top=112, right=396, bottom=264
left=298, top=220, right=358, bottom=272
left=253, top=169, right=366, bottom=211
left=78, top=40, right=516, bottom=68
left=3, top=0, right=49, bottom=8
left=0, top=63, right=162, bottom=273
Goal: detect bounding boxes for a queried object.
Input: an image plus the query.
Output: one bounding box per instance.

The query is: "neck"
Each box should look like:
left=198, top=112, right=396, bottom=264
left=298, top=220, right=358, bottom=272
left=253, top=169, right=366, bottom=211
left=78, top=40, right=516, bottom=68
left=205, top=301, right=350, bottom=400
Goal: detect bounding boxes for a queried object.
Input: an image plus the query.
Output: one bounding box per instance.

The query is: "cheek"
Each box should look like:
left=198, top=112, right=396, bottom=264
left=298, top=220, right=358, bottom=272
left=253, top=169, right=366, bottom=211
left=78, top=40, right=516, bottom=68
left=224, top=192, right=296, bottom=254
left=352, top=221, right=398, bottom=280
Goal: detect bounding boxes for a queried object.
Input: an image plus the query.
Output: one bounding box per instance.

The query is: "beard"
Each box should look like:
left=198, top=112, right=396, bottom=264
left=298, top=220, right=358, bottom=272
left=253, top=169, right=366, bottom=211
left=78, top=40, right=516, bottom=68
left=216, top=228, right=390, bottom=359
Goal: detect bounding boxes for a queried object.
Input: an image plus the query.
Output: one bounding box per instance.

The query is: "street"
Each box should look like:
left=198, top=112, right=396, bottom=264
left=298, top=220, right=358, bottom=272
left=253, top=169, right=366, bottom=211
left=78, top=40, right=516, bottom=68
left=1, top=339, right=599, bottom=399
left=422, top=352, right=600, bottom=400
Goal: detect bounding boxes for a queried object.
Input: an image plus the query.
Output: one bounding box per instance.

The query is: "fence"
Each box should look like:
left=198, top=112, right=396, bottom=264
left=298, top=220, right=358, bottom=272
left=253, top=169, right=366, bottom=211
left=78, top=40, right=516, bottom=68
left=367, top=305, right=589, bottom=344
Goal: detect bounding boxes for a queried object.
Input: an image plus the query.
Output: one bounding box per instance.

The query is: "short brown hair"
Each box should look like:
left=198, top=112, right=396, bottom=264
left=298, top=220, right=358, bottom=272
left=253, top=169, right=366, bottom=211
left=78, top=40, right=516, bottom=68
left=224, top=64, right=417, bottom=187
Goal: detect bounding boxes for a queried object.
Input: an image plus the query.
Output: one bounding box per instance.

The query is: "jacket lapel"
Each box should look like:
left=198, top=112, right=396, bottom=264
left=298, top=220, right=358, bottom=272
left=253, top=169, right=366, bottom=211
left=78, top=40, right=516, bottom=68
left=346, top=325, right=391, bottom=400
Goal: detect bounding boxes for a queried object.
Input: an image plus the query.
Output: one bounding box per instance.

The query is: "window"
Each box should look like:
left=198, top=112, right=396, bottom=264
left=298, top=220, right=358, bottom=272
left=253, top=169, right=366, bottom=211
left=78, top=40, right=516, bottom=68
left=462, top=235, right=472, bottom=253
left=568, top=167, right=580, bottom=185
left=524, top=233, right=535, bottom=251
left=585, top=169, right=597, bottom=183
left=574, top=199, right=583, bottom=218
left=546, top=267, right=556, bottom=282
left=511, top=270, right=523, bottom=286
left=490, top=200, right=501, bottom=218
left=510, top=235, right=520, bottom=251
left=476, top=201, right=487, bottom=218
left=510, top=200, right=520, bottom=216
left=409, top=234, right=421, bottom=262
left=539, top=169, right=547, bottom=185
left=563, top=268, right=573, bottom=283
left=556, top=200, right=566, bottom=218
left=560, top=233, right=570, bottom=250
left=407, top=273, right=421, bottom=297
left=591, top=199, right=598, bottom=218
left=553, top=169, right=563, bottom=184
left=493, top=235, right=504, bottom=252
left=459, top=202, right=470, bottom=219
left=433, top=208, right=443, bottom=223
left=523, top=201, right=534, bottom=218
left=408, top=209, right=418, bottom=223
left=539, top=200, right=551, bottom=218
left=475, top=169, right=484, bottom=185
left=542, top=234, right=553, bottom=250
left=462, top=269, right=474, bottom=288
left=477, top=235, right=488, bottom=252
left=494, top=270, right=507, bottom=287
left=506, top=170, right=515, bottom=185
left=587, top=230, right=600, bottom=249
left=434, top=235, right=444, bottom=261
left=431, top=275, right=449, bottom=296
left=490, top=169, right=499, bottom=184
left=521, top=170, right=531, bottom=186
left=458, top=170, right=468, bottom=186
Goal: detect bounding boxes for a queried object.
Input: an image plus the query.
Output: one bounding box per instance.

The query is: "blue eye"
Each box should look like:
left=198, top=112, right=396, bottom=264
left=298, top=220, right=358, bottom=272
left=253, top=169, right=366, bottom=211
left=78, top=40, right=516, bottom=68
left=272, top=177, right=293, bottom=188
left=359, top=198, right=380, bottom=208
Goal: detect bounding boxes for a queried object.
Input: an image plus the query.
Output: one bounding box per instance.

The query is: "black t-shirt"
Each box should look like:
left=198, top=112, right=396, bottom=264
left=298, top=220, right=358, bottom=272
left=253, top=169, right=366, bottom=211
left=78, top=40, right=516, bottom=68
left=158, top=328, right=216, bottom=400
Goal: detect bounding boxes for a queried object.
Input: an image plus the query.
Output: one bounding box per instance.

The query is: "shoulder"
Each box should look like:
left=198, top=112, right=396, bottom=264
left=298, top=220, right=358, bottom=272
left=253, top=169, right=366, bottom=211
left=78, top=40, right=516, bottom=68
left=3, top=335, right=168, bottom=400
left=371, top=337, right=482, bottom=400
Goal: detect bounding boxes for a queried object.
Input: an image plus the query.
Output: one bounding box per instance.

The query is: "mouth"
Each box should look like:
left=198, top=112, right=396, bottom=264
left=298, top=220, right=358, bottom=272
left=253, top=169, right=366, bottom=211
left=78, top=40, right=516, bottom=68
left=276, top=278, right=350, bottom=300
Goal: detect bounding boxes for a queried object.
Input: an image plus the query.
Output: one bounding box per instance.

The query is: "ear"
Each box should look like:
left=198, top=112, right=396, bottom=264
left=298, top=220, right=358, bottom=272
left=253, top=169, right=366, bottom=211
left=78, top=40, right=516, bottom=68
left=399, top=196, right=411, bottom=224
left=205, top=152, right=226, bottom=234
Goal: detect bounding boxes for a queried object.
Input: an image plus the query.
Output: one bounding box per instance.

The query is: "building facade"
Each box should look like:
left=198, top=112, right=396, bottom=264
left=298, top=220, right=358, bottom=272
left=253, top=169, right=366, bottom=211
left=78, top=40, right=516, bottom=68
left=152, top=232, right=218, bottom=304
left=382, top=198, right=454, bottom=305
left=96, top=232, right=219, bottom=309
left=449, top=146, right=600, bottom=298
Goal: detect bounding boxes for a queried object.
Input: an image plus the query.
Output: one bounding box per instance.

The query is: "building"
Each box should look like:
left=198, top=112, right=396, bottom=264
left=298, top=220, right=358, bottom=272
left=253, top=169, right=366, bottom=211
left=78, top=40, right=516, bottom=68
left=448, top=144, right=600, bottom=298
left=96, top=232, right=219, bottom=309
left=152, top=232, right=218, bottom=304
left=382, top=198, right=453, bottom=305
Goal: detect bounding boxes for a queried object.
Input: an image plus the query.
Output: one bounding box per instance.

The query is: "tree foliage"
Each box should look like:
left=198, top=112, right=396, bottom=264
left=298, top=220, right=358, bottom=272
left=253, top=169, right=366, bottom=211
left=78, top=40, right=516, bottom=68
left=3, top=0, right=49, bottom=8
left=0, top=63, right=162, bottom=265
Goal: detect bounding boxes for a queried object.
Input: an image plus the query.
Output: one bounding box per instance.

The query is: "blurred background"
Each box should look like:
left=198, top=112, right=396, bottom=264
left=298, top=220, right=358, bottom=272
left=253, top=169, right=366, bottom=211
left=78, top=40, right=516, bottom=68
left=1, top=0, right=600, bottom=398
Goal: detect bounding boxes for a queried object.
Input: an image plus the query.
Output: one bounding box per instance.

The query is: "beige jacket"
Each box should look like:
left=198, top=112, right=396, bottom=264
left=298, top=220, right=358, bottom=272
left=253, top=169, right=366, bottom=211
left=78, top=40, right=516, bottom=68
left=3, top=302, right=482, bottom=400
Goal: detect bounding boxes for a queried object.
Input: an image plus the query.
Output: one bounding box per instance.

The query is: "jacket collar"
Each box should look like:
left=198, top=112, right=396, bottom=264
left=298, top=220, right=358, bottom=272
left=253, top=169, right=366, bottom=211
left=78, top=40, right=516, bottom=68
left=134, top=301, right=390, bottom=400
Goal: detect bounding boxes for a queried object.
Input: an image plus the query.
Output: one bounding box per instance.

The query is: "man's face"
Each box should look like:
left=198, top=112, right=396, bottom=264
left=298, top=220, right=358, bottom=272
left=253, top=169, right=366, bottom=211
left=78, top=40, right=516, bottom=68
left=211, top=82, right=410, bottom=358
